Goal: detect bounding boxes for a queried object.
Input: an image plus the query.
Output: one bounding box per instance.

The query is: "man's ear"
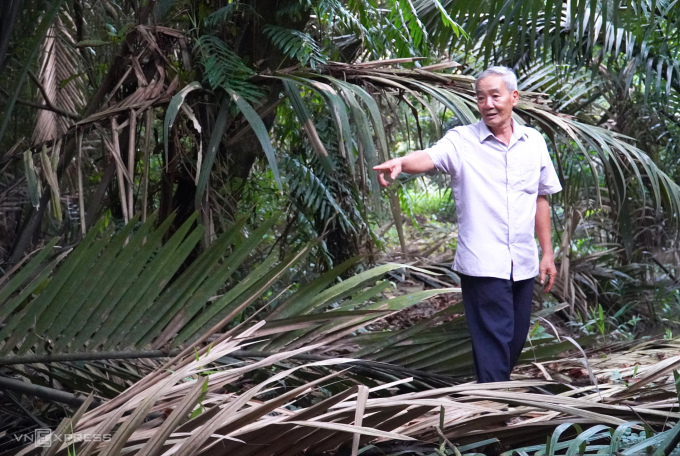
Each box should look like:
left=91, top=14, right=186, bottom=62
left=512, top=90, right=519, bottom=106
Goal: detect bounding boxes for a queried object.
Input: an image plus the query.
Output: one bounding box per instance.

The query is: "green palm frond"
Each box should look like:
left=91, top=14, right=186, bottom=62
left=275, top=74, right=382, bottom=265
left=229, top=89, right=283, bottom=191
left=203, top=3, right=238, bottom=28
left=0, top=212, right=272, bottom=355
left=193, top=34, right=260, bottom=102
left=282, top=79, right=332, bottom=164
left=285, top=156, right=355, bottom=234
left=312, top=63, right=680, bottom=224
left=308, top=0, right=390, bottom=60
left=265, top=25, right=328, bottom=70
left=0, top=209, right=452, bottom=359
left=436, top=0, right=680, bottom=100
left=203, top=3, right=257, bottom=30
left=516, top=62, right=602, bottom=116
left=386, top=0, right=430, bottom=57
left=276, top=72, right=389, bottom=198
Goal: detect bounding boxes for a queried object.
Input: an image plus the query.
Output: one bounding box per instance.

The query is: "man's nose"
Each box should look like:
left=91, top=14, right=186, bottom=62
left=482, top=97, right=494, bottom=109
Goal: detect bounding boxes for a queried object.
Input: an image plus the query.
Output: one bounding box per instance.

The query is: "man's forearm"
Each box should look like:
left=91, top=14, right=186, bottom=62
left=397, top=150, right=436, bottom=174
left=535, top=195, right=553, bottom=256
left=536, top=195, right=557, bottom=291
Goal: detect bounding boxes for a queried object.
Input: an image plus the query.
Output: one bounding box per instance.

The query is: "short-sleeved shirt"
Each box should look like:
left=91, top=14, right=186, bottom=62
left=426, top=119, right=562, bottom=281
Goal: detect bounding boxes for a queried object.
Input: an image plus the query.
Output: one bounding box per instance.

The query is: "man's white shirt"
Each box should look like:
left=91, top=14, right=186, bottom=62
left=425, top=119, right=562, bottom=281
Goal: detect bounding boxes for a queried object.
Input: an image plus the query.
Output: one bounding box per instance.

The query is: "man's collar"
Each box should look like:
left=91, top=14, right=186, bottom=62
left=478, top=118, right=529, bottom=143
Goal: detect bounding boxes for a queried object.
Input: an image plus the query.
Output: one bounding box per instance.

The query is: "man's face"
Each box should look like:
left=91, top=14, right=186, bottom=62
left=475, top=75, right=519, bottom=131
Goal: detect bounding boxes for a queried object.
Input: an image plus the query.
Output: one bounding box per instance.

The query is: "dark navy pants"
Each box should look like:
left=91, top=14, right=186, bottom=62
left=459, top=272, right=534, bottom=383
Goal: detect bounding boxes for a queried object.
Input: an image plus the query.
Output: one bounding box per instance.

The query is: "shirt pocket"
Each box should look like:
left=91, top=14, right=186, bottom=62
left=517, top=153, right=540, bottom=193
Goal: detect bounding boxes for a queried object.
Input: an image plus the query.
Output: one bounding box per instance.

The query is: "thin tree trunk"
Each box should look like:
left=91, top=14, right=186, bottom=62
left=0, top=0, right=24, bottom=72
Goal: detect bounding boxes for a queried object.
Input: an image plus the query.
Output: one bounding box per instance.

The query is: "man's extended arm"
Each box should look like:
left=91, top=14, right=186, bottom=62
left=536, top=195, right=557, bottom=292
left=372, top=150, right=435, bottom=187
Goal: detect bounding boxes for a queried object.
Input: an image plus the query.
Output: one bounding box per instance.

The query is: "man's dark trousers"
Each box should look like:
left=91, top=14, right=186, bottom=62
left=459, top=273, right=534, bottom=383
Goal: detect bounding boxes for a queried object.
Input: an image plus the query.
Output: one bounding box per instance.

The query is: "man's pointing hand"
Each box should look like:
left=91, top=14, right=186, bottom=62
left=373, top=151, right=436, bottom=187
left=373, top=159, right=402, bottom=187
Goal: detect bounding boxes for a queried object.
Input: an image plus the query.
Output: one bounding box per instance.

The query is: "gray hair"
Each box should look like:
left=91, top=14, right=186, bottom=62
left=475, top=66, right=518, bottom=93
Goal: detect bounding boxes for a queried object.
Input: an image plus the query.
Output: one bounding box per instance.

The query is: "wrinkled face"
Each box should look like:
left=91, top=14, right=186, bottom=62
left=475, top=75, right=519, bottom=131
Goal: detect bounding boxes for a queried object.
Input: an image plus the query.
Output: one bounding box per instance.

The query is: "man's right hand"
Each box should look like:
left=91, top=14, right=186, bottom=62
left=372, top=151, right=436, bottom=187
left=373, top=159, right=403, bottom=187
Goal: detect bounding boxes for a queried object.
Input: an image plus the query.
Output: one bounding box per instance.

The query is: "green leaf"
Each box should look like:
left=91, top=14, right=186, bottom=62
left=23, top=150, right=41, bottom=208
left=282, top=80, right=333, bottom=172
left=0, top=238, right=61, bottom=321
left=609, top=422, right=640, bottom=455
left=0, top=220, right=109, bottom=355
left=194, top=35, right=260, bottom=101
left=547, top=423, right=583, bottom=456
left=195, top=99, right=230, bottom=208
left=164, top=81, right=202, bottom=165
left=133, top=216, right=248, bottom=347
left=565, top=425, right=610, bottom=456
left=103, top=218, right=205, bottom=349
left=228, top=89, right=282, bottom=192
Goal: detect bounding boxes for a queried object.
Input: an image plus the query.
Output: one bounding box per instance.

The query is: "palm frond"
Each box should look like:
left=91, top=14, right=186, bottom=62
left=32, top=12, right=86, bottom=145
left=0, top=210, right=454, bottom=361
left=195, top=98, right=229, bottom=210
left=14, top=334, right=680, bottom=456
left=284, top=156, right=355, bottom=234
left=203, top=3, right=257, bottom=30
left=0, top=0, right=66, bottom=148
left=265, top=25, right=328, bottom=70
left=282, top=79, right=331, bottom=162
left=228, top=89, right=283, bottom=191
left=320, top=61, right=680, bottom=221
left=163, top=81, right=202, bottom=166
left=193, top=34, right=260, bottom=102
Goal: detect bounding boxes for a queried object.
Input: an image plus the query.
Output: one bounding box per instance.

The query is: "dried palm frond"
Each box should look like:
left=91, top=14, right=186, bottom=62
left=13, top=331, right=680, bottom=456
left=31, top=12, right=86, bottom=145
left=0, top=0, right=66, bottom=148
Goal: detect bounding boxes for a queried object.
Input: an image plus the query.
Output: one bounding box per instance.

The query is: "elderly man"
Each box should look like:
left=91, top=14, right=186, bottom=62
left=373, top=66, right=562, bottom=382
